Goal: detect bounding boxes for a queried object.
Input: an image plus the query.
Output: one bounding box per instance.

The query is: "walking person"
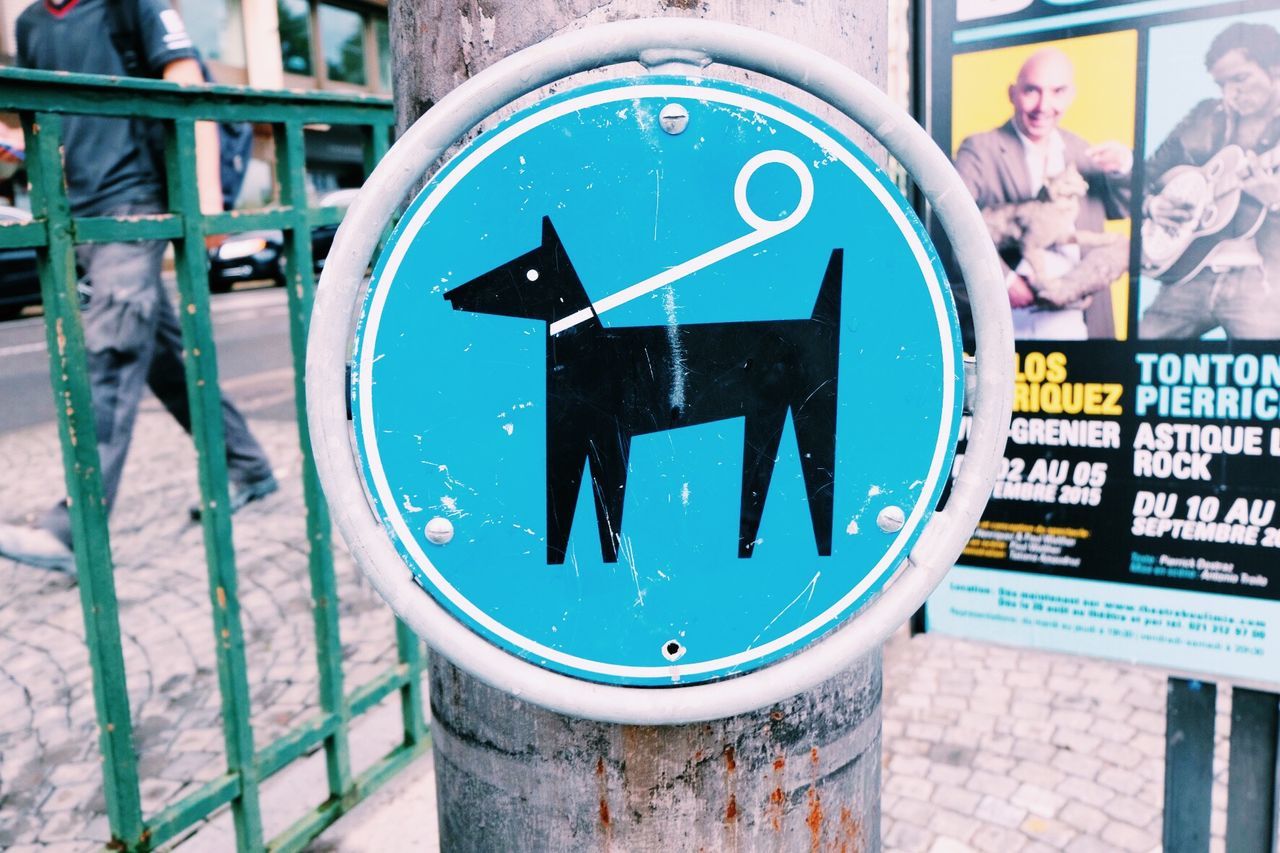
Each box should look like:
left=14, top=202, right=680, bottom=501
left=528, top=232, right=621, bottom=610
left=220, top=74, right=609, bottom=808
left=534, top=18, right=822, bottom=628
left=0, top=0, right=277, bottom=575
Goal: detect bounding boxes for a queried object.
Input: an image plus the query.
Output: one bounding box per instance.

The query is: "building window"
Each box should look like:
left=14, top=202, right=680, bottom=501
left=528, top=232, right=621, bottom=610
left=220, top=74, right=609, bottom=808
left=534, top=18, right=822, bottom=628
left=278, top=0, right=314, bottom=76
left=181, top=0, right=247, bottom=67
left=318, top=4, right=366, bottom=86
left=274, top=0, right=389, bottom=91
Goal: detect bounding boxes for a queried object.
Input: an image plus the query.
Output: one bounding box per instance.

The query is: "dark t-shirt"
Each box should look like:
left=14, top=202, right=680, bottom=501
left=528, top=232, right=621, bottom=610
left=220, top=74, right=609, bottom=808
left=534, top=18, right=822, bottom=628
left=16, top=0, right=198, bottom=215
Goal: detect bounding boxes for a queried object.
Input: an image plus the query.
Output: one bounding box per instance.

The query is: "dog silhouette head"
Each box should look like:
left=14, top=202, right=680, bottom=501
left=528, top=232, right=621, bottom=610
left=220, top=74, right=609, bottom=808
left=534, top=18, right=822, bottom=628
left=444, top=216, right=590, bottom=326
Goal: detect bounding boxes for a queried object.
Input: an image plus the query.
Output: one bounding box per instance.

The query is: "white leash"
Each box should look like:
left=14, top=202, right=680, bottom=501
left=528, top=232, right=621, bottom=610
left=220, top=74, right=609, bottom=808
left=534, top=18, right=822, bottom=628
left=548, top=149, right=814, bottom=335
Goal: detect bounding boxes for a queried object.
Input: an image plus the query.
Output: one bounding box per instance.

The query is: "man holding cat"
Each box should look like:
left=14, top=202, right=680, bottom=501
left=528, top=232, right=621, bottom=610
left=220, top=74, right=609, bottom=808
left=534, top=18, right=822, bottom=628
left=955, top=47, right=1133, bottom=340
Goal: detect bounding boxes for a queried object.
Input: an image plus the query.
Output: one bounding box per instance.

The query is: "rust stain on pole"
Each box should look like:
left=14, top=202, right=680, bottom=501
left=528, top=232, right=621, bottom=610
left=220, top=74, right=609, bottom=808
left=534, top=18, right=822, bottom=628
left=620, top=725, right=663, bottom=817
left=723, top=742, right=739, bottom=851
left=807, top=747, right=824, bottom=849
left=806, top=786, right=825, bottom=850
left=769, top=786, right=785, bottom=832
left=596, top=755, right=613, bottom=853
left=839, top=806, right=862, bottom=853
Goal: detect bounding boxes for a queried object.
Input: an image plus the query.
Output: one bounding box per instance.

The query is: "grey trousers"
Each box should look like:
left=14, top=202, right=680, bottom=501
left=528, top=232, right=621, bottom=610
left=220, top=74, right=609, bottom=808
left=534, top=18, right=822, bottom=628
left=1140, top=265, right=1280, bottom=339
left=40, top=201, right=273, bottom=547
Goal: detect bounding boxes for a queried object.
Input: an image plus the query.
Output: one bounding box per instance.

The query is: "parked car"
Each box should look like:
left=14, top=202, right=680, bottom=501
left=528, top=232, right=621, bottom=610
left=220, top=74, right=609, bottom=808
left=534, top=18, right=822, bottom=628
left=310, top=188, right=358, bottom=275
left=0, top=205, right=39, bottom=320
left=208, top=189, right=356, bottom=293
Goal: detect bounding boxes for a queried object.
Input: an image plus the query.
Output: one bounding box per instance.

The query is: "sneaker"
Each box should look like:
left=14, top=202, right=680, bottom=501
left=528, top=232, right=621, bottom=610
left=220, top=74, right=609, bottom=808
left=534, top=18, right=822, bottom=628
left=0, top=523, right=76, bottom=575
left=189, top=474, right=280, bottom=522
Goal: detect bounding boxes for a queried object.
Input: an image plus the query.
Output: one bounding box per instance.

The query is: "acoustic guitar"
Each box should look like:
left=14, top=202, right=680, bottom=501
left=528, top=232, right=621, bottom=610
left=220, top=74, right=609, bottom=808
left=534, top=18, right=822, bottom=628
left=1141, top=143, right=1280, bottom=284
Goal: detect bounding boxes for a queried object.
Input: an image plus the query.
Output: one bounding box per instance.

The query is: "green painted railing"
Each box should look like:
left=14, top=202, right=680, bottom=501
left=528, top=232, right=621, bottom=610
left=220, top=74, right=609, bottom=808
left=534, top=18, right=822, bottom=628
left=0, top=66, right=428, bottom=851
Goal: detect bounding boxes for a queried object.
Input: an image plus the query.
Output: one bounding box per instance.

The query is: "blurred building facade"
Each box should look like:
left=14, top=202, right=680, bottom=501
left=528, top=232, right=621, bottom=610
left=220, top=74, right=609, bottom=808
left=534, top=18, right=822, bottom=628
left=0, top=0, right=915, bottom=206
left=0, top=0, right=392, bottom=206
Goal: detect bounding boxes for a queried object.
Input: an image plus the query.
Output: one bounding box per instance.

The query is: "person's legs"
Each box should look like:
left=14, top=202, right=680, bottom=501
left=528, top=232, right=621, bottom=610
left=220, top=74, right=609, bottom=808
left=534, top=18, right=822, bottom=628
left=1139, top=274, right=1219, bottom=340
left=1212, top=267, right=1280, bottom=339
left=145, top=287, right=274, bottom=486
left=37, top=225, right=168, bottom=548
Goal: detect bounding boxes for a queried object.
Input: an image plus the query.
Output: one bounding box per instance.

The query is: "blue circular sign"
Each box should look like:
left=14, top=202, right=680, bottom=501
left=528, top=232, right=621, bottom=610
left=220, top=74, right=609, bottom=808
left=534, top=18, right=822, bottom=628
left=351, top=76, right=961, bottom=686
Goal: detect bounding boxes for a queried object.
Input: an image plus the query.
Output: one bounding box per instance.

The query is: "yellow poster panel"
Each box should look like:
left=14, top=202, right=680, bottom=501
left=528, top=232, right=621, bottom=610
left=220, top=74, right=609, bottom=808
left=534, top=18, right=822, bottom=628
left=951, top=30, right=1138, bottom=339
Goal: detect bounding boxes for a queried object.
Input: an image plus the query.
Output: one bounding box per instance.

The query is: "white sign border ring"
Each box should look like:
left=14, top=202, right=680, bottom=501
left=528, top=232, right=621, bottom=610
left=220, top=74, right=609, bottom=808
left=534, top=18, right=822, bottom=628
left=306, top=17, right=1013, bottom=725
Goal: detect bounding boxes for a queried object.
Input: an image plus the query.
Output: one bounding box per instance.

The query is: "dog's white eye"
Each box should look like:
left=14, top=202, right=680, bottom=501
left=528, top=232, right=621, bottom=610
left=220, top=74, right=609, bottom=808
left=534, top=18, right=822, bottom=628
left=526, top=269, right=539, bottom=282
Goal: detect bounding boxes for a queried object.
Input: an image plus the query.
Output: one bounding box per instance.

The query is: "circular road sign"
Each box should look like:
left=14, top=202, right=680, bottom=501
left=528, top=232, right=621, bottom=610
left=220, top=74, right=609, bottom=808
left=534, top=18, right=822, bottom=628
left=308, top=20, right=1012, bottom=724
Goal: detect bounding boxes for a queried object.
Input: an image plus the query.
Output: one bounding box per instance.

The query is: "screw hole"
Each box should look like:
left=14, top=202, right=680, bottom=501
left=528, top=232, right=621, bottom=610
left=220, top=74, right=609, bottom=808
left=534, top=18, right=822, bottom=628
left=662, top=640, right=686, bottom=662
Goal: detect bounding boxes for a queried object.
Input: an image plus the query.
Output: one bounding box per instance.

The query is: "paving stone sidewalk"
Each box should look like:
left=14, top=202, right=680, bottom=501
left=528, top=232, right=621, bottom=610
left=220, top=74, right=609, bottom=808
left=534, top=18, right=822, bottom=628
left=0, top=408, right=412, bottom=849
left=0, top=406, right=1247, bottom=851
left=880, top=630, right=1235, bottom=853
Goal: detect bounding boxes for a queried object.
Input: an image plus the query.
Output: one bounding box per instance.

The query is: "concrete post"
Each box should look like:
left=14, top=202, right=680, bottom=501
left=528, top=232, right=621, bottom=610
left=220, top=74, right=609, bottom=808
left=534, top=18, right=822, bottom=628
left=388, top=2, right=889, bottom=849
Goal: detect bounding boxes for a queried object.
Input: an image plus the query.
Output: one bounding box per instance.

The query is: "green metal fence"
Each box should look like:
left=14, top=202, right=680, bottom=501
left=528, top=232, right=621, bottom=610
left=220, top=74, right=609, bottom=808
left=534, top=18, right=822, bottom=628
left=0, top=66, right=428, bottom=851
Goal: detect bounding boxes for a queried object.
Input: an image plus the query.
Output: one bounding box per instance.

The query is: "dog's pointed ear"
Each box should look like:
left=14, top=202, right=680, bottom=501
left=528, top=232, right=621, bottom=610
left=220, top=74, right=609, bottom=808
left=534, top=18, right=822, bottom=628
left=541, top=216, right=558, bottom=248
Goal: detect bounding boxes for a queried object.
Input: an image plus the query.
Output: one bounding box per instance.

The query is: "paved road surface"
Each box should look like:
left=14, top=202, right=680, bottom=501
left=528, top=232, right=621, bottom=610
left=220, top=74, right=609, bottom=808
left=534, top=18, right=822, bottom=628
left=0, top=285, right=296, bottom=434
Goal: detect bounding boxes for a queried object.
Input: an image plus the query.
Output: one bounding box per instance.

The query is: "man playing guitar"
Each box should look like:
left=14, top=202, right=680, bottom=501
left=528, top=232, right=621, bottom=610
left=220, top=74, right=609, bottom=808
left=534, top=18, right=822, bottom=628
left=1142, top=21, right=1280, bottom=340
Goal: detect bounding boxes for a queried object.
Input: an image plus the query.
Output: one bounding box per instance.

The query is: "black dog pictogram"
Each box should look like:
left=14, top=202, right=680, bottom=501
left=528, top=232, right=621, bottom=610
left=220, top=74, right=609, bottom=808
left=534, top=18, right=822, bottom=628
left=445, top=217, right=842, bottom=565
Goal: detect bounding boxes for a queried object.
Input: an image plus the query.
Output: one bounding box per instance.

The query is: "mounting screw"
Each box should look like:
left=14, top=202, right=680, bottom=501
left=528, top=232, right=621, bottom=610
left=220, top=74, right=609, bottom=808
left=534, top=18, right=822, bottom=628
left=659, top=103, right=689, bottom=135
left=876, top=506, right=905, bottom=534
left=426, top=517, right=454, bottom=545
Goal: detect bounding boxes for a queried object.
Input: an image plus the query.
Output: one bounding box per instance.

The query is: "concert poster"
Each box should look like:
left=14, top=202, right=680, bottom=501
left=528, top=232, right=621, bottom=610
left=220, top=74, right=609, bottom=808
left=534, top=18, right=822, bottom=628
left=921, top=0, right=1280, bottom=688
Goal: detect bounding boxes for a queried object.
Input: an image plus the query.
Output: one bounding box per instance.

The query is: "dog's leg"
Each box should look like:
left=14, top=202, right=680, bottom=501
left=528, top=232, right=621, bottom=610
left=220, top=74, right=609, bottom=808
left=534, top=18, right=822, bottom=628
left=587, top=432, right=632, bottom=563
left=739, top=411, right=788, bottom=558
left=793, top=389, right=837, bottom=557
left=546, top=438, right=589, bottom=565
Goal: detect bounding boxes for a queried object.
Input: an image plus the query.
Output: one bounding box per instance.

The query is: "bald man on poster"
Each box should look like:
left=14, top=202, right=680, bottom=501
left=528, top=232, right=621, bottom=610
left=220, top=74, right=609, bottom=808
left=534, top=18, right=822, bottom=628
left=954, top=47, right=1133, bottom=340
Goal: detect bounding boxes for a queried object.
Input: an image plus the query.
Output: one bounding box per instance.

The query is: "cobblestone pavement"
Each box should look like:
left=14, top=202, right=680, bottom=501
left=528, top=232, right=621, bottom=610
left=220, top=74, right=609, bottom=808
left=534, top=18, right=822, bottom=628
left=0, top=404, right=1250, bottom=851
left=881, top=631, right=1236, bottom=853
left=0, top=406, right=410, bottom=850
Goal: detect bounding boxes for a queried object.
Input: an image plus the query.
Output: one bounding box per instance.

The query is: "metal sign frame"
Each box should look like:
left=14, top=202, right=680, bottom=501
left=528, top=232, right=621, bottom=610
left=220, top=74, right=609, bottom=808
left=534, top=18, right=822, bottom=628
left=307, top=18, right=1012, bottom=724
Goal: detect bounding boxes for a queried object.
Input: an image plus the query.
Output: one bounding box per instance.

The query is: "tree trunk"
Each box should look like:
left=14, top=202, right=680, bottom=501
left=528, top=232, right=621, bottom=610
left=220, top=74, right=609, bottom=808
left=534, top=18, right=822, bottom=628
left=387, top=1, right=889, bottom=848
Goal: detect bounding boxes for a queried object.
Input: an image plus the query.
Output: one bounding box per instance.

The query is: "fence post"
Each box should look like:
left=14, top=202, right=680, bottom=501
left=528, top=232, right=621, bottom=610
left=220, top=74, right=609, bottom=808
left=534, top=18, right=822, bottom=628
left=276, top=118, right=353, bottom=803
left=166, top=118, right=265, bottom=850
left=23, top=109, right=147, bottom=850
left=388, top=2, right=888, bottom=848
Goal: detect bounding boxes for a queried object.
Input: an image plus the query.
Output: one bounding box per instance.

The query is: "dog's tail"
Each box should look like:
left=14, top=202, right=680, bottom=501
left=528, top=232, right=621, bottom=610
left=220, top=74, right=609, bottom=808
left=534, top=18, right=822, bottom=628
left=809, top=249, right=843, bottom=325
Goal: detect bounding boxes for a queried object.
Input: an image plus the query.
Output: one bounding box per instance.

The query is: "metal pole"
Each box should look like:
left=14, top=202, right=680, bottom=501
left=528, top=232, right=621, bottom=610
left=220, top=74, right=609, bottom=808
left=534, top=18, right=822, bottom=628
left=1225, top=688, right=1279, bottom=853
left=388, top=1, right=889, bottom=848
left=1164, top=677, right=1217, bottom=853
left=430, top=652, right=881, bottom=849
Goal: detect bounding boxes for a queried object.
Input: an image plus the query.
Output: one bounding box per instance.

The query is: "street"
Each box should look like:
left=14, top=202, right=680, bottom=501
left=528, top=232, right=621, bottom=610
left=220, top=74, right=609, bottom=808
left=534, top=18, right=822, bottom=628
left=0, top=285, right=297, bottom=434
